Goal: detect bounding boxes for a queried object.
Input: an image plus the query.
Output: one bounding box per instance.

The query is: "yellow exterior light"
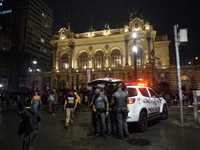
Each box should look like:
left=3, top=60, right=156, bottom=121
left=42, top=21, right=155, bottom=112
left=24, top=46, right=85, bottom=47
left=145, top=26, right=150, bottom=30
left=132, top=46, right=137, bottom=53
left=132, top=32, right=137, bottom=39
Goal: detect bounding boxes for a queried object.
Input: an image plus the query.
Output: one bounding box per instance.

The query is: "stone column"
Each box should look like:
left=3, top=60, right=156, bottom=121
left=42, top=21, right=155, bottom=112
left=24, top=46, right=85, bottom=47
left=125, top=34, right=129, bottom=66
left=52, top=46, right=57, bottom=69
left=147, top=37, right=151, bottom=63
left=68, top=68, right=73, bottom=89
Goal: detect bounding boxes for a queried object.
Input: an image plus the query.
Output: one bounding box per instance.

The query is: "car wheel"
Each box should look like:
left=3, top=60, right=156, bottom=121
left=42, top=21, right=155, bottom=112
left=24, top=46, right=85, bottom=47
left=137, top=111, right=147, bottom=132
left=161, top=105, right=168, bottom=120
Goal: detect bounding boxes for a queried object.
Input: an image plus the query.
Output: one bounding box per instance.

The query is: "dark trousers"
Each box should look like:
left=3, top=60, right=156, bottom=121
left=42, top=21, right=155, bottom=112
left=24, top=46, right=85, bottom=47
left=96, top=112, right=106, bottom=135
left=111, top=109, right=118, bottom=135
left=51, top=104, right=56, bottom=113
left=91, top=111, right=96, bottom=133
left=23, top=130, right=38, bottom=150
left=117, top=109, right=129, bottom=137
left=106, top=113, right=112, bottom=134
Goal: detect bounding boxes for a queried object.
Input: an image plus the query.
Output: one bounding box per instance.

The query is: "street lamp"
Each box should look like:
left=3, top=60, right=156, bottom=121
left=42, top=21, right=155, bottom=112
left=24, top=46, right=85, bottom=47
left=33, top=60, right=37, bottom=65
left=132, top=32, right=137, bottom=82
left=28, top=60, right=41, bottom=92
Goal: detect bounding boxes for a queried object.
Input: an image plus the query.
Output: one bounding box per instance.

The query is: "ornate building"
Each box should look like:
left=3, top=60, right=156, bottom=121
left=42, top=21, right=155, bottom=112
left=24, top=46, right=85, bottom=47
left=27, top=16, right=200, bottom=92
left=36, top=17, right=170, bottom=90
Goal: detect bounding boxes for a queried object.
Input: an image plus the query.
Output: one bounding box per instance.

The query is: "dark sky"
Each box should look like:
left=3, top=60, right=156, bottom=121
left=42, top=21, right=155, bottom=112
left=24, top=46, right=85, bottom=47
left=44, top=0, right=200, bottom=61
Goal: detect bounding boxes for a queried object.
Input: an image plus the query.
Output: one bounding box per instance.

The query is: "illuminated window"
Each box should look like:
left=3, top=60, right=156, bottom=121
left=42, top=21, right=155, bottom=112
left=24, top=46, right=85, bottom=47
left=0, top=9, right=12, bottom=15
left=41, top=38, right=44, bottom=43
left=79, top=52, right=88, bottom=69
left=181, top=75, right=190, bottom=81
left=111, top=49, right=121, bottom=67
left=61, top=53, right=69, bottom=69
left=135, top=47, right=143, bottom=66
left=42, top=12, right=46, bottom=18
left=45, top=24, right=49, bottom=28
left=94, top=51, right=103, bottom=69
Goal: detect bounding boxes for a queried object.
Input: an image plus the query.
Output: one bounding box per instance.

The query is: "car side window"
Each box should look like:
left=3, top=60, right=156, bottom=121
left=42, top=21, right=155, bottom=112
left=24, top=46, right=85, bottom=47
left=139, top=88, right=149, bottom=97
left=127, top=88, right=138, bottom=97
left=148, top=89, right=159, bottom=98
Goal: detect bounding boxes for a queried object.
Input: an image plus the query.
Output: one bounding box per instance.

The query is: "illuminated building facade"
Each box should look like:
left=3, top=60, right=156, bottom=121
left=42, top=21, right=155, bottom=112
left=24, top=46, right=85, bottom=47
left=30, top=16, right=173, bottom=91
left=27, top=15, right=200, bottom=92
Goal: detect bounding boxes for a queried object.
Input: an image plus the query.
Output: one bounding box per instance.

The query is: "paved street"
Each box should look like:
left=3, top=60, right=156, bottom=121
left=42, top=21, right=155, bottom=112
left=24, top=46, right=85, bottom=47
left=0, top=104, right=200, bottom=150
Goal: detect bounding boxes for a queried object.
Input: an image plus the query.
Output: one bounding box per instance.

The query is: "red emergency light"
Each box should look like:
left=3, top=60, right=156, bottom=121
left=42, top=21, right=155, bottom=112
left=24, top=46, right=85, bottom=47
left=137, top=82, right=145, bottom=86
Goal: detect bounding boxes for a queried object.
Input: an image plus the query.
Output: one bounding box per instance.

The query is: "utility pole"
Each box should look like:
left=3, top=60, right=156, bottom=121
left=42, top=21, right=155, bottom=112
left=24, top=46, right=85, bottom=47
left=174, top=24, right=188, bottom=126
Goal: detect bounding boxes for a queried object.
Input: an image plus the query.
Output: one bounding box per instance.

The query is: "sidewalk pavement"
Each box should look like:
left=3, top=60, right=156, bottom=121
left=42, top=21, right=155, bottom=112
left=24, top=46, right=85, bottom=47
left=0, top=103, right=200, bottom=150
left=167, top=105, right=198, bottom=127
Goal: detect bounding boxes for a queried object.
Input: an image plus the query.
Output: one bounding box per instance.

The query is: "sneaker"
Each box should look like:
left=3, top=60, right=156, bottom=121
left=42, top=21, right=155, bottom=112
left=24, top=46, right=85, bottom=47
left=187, top=105, right=193, bottom=107
left=94, top=133, right=101, bottom=138
left=64, top=125, right=68, bottom=129
left=106, top=132, right=112, bottom=136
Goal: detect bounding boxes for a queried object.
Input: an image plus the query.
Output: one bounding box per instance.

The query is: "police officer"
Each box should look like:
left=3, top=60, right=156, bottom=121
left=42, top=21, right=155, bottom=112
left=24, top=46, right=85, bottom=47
left=92, top=88, right=109, bottom=139
left=104, top=84, right=115, bottom=136
left=87, top=85, right=97, bottom=136
left=112, top=83, right=129, bottom=139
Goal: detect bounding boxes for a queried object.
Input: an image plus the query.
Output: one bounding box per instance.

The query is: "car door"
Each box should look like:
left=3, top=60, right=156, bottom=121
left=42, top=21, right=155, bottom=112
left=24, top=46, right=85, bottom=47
left=148, top=88, right=161, bottom=115
left=138, top=87, right=152, bottom=115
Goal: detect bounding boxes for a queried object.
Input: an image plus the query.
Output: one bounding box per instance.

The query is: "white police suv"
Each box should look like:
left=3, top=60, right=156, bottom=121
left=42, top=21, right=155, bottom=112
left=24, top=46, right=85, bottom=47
left=126, top=85, right=168, bottom=132
left=87, top=78, right=168, bottom=132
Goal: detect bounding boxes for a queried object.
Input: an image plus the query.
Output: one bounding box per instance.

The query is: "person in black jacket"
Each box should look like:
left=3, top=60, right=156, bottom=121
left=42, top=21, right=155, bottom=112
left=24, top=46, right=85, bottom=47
left=18, top=101, right=41, bottom=150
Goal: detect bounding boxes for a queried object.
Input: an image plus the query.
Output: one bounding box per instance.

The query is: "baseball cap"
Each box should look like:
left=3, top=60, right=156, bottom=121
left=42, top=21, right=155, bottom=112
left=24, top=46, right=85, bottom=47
left=95, top=88, right=100, bottom=94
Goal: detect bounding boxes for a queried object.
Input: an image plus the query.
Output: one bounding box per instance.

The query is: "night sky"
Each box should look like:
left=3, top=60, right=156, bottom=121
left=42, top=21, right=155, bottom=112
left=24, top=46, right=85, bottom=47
left=44, top=0, right=200, bottom=61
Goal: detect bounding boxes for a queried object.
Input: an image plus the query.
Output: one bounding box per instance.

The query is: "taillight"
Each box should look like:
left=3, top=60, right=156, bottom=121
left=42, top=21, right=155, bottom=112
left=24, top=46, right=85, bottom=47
left=129, top=98, right=136, bottom=104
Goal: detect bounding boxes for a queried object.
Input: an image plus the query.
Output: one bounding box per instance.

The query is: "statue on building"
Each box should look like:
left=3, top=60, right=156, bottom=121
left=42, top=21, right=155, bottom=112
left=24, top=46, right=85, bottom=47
left=129, top=9, right=143, bottom=21
left=104, top=23, right=110, bottom=30
left=89, top=26, right=94, bottom=32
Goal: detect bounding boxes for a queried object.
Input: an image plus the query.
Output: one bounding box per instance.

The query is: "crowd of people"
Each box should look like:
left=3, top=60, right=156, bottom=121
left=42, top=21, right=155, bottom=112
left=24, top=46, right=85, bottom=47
left=0, top=85, right=197, bottom=149
left=7, top=84, right=129, bottom=149
left=163, top=92, right=194, bottom=107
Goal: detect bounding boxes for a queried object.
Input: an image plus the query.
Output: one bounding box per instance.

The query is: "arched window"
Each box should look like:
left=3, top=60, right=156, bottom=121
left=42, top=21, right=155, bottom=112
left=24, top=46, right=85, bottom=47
left=111, top=49, right=121, bottom=67
left=133, top=47, right=143, bottom=67
left=61, top=53, right=69, bottom=69
left=60, top=80, right=66, bottom=89
left=181, top=75, right=191, bottom=91
left=94, top=51, right=103, bottom=69
left=79, top=52, right=88, bottom=69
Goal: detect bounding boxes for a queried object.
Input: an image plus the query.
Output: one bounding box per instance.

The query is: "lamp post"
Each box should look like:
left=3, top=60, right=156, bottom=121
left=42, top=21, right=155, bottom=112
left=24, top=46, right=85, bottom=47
left=132, top=32, right=137, bottom=82
left=28, top=60, right=41, bottom=92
